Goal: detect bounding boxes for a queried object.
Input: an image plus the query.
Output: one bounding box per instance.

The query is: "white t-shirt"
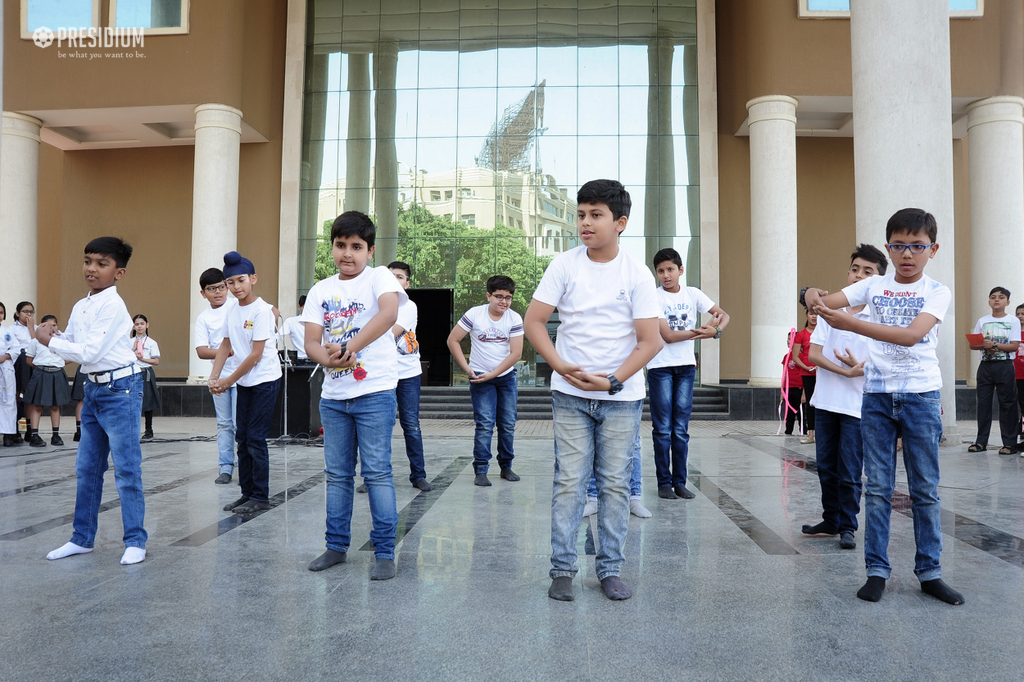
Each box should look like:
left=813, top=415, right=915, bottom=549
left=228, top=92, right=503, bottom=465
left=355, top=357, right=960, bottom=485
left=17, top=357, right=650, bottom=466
left=301, top=266, right=407, bottom=400
left=808, top=309, right=870, bottom=419
left=131, top=335, right=160, bottom=370
left=648, top=286, right=715, bottom=369
left=282, top=315, right=308, bottom=359
left=224, top=297, right=282, bottom=388
left=195, top=298, right=238, bottom=377
left=843, top=272, right=951, bottom=394
left=395, top=299, right=422, bottom=380
left=973, top=314, right=1021, bottom=362
left=27, top=338, right=66, bottom=370
left=533, top=245, right=661, bottom=401
left=458, top=304, right=524, bottom=377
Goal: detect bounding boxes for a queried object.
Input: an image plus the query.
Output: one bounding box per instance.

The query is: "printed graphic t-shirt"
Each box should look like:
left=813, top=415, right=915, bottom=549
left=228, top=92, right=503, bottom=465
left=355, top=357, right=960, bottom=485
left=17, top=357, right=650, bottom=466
left=843, top=272, right=951, bottom=394
left=973, top=314, right=1021, bottom=362
left=395, top=299, right=422, bottom=380
left=458, top=304, right=524, bottom=376
left=301, top=266, right=407, bottom=401
left=533, top=245, right=660, bottom=402
left=808, top=309, right=870, bottom=419
left=225, top=297, right=282, bottom=388
left=648, top=286, right=715, bottom=369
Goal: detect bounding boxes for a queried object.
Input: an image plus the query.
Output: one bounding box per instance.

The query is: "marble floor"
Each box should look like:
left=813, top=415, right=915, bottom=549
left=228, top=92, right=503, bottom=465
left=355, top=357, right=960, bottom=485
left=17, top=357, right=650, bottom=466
left=2, top=418, right=1023, bottom=681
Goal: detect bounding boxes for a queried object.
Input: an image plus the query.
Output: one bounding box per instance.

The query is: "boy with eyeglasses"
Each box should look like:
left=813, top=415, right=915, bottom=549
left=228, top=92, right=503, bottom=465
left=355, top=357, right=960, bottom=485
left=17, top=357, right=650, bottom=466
left=805, top=208, right=963, bottom=606
left=194, top=268, right=238, bottom=484
left=447, top=275, right=524, bottom=487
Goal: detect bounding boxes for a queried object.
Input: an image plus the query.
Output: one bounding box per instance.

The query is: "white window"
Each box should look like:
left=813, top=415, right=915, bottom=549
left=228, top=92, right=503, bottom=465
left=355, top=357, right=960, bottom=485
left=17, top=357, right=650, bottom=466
left=445, top=190, right=454, bottom=200
left=21, top=0, right=100, bottom=39
left=459, top=188, right=472, bottom=198
left=461, top=214, right=476, bottom=226
left=430, top=190, right=442, bottom=201
left=799, top=0, right=982, bottom=18
left=110, top=0, right=189, bottom=35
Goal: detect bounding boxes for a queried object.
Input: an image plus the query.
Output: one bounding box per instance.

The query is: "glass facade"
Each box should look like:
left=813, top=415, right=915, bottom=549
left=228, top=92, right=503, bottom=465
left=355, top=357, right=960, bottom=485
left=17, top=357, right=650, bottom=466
left=301, top=0, right=700, bottom=384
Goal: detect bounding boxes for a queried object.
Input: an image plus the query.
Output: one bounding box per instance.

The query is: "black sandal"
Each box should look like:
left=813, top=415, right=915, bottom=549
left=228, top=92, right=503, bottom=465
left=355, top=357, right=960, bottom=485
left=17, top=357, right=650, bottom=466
left=967, top=443, right=986, bottom=453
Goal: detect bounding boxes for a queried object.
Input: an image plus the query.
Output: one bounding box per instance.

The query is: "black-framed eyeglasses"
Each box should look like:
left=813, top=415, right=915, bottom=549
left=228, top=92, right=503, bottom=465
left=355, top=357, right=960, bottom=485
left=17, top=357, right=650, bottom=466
left=886, top=243, right=934, bottom=254
left=490, top=295, right=513, bottom=302
left=204, top=284, right=228, bottom=293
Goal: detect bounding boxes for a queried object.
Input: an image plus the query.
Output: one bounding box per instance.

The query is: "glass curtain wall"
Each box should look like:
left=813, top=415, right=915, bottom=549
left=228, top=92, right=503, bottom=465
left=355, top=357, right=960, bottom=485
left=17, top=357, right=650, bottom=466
left=300, top=0, right=699, bottom=385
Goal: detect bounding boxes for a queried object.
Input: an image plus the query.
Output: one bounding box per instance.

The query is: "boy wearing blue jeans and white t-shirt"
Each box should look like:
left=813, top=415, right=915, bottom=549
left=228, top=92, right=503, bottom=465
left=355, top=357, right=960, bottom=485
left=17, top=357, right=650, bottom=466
left=448, top=275, right=524, bottom=487
left=194, top=267, right=238, bottom=485
left=806, top=208, right=964, bottom=606
left=526, top=179, right=662, bottom=602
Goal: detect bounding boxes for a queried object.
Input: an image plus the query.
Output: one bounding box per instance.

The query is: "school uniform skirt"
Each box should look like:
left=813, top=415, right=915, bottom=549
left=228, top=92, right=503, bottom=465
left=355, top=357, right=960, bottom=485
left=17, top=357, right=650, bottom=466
left=23, top=366, right=72, bottom=407
left=140, top=366, right=161, bottom=413
left=70, top=366, right=85, bottom=401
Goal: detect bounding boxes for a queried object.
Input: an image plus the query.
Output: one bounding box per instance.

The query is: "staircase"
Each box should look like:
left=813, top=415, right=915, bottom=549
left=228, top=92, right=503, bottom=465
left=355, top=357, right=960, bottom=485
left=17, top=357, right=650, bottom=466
left=418, top=386, right=730, bottom=420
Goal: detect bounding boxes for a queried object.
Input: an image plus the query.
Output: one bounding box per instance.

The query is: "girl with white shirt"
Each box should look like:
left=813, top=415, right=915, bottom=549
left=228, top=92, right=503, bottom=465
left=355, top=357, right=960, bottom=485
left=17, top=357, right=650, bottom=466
left=131, top=314, right=161, bottom=440
left=24, top=315, right=72, bottom=446
left=11, top=301, right=36, bottom=441
left=0, top=303, right=19, bottom=447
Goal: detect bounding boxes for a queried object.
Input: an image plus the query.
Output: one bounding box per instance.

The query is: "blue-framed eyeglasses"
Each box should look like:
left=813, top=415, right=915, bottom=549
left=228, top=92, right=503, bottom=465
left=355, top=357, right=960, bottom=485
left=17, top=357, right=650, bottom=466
left=886, top=243, right=934, bottom=254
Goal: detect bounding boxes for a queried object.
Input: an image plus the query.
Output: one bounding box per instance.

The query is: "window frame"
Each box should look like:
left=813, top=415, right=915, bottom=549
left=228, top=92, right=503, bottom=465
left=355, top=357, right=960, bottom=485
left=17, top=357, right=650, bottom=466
left=108, top=0, right=190, bottom=36
left=20, top=0, right=101, bottom=40
left=797, top=0, right=984, bottom=19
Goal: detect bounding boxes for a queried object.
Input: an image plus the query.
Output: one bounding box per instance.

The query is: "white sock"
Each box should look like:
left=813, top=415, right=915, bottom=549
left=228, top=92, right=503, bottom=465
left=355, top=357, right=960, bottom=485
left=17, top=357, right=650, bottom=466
left=120, top=547, right=146, bottom=565
left=46, top=542, right=93, bottom=561
left=629, top=499, right=653, bottom=519
left=583, top=498, right=599, bottom=517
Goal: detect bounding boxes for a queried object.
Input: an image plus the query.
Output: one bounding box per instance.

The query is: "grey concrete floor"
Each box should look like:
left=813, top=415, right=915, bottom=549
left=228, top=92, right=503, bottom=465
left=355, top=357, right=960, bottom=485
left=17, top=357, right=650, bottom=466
left=1, top=418, right=1022, bottom=681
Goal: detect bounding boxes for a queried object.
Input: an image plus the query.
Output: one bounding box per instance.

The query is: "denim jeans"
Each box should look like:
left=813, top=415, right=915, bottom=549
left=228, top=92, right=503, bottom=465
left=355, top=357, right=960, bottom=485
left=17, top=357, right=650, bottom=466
left=861, top=391, right=943, bottom=581
left=71, top=371, right=147, bottom=549
left=588, top=431, right=642, bottom=499
left=468, top=369, right=517, bottom=474
left=320, top=390, right=399, bottom=559
left=235, top=379, right=279, bottom=503
left=550, top=391, right=641, bottom=581
left=213, top=386, right=237, bottom=475
left=813, top=409, right=863, bottom=533
left=396, top=376, right=427, bottom=483
left=647, top=365, right=696, bottom=488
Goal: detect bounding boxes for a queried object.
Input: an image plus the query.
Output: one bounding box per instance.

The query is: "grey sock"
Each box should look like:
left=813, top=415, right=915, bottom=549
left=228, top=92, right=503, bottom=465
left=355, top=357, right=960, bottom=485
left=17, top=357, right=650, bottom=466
left=548, top=576, right=575, bottom=601
left=308, top=550, right=347, bottom=572
left=600, top=576, right=633, bottom=600
left=370, top=558, right=396, bottom=580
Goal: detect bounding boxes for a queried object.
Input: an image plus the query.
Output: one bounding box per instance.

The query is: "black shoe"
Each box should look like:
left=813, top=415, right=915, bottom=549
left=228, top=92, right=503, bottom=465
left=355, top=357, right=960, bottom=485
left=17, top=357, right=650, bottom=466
left=73, top=430, right=81, bottom=442
left=674, top=485, right=695, bottom=499
left=356, top=483, right=368, bottom=494
left=839, top=531, right=856, bottom=550
left=2, top=435, right=17, bottom=447
left=141, top=430, right=154, bottom=441
left=232, top=500, right=271, bottom=514
left=500, top=468, right=520, bottom=482
left=214, top=473, right=232, bottom=485
left=658, top=486, right=678, bottom=499
left=801, top=521, right=839, bottom=536
left=28, top=433, right=46, bottom=447
left=223, top=496, right=250, bottom=512
left=412, top=478, right=433, bottom=492
left=50, top=434, right=64, bottom=446
left=474, top=473, right=491, bottom=487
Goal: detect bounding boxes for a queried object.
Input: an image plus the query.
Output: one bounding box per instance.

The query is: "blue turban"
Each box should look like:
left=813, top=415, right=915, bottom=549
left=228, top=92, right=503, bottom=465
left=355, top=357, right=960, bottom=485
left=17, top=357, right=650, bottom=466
left=222, top=251, right=255, bottom=278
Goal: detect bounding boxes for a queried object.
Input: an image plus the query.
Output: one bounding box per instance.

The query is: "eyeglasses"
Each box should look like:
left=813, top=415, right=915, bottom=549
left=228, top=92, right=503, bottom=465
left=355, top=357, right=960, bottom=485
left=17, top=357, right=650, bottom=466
left=490, top=295, right=513, bottom=302
left=204, top=284, right=228, bottom=293
left=886, top=243, right=934, bottom=254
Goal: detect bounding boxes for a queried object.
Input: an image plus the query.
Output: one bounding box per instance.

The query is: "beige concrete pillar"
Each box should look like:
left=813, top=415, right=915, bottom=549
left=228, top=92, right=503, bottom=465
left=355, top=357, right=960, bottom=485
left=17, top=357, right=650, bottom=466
left=746, top=96, right=798, bottom=387
left=189, top=104, right=242, bottom=382
left=0, top=113, right=42, bottom=311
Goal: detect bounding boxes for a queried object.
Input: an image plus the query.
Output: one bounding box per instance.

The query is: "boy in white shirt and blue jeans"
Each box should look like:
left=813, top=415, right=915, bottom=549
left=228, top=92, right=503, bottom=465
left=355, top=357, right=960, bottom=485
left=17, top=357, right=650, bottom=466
left=807, top=208, right=964, bottom=605
left=448, top=275, right=524, bottom=487
left=38, top=237, right=148, bottom=566
left=526, top=179, right=662, bottom=602
left=194, top=267, right=238, bottom=484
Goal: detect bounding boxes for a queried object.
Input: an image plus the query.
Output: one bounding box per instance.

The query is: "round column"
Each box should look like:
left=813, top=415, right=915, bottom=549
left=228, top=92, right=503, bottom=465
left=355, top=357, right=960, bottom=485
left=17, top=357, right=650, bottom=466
left=0, top=112, right=42, bottom=311
left=747, top=95, right=798, bottom=387
left=189, top=104, right=242, bottom=382
left=967, top=96, right=1024, bottom=385
left=850, top=0, right=957, bottom=431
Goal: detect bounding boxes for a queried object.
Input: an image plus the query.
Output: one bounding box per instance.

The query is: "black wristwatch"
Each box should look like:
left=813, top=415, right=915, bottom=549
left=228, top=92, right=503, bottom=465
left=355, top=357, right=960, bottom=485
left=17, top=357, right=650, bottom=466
left=607, top=374, right=624, bottom=395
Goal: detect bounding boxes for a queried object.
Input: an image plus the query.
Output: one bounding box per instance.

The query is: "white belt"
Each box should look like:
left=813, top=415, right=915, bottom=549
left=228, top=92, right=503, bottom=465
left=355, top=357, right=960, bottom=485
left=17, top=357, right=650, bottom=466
left=86, top=365, right=140, bottom=384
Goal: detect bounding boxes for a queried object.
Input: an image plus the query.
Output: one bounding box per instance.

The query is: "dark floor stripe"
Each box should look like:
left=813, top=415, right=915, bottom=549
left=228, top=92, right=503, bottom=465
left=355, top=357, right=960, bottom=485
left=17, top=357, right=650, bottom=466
left=689, top=466, right=800, bottom=555
left=170, top=472, right=326, bottom=547
left=0, top=449, right=79, bottom=467
left=0, top=466, right=218, bottom=541
left=359, top=456, right=474, bottom=551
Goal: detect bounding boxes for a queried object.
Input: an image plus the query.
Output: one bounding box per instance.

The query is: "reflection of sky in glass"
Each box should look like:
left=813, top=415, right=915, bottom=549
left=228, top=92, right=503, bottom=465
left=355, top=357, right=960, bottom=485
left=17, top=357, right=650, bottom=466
left=27, top=0, right=93, bottom=31
left=807, top=0, right=978, bottom=10
left=115, top=0, right=154, bottom=28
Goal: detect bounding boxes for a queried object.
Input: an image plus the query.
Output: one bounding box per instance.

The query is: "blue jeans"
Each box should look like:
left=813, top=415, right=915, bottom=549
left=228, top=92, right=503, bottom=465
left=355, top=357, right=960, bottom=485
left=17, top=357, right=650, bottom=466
left=71, top=371, right=146, bottom=549
left=588, top=431, right=643, bottom=499
left=396, top=376, right=427, bottom=483
left=861, top=391, right=943, bottom=581
left=468, top=369, right=517, bottom=474
left=320, top=390, right=399, bottom=559
left=647, top=365, right=696, bottom=488
left=813, top=409, right=863, bottom=533
left=236, top=380, right=279, bottom=503
left=213, top=386, right=237, bottom=475
left=550, top=391, right=641, bottom=581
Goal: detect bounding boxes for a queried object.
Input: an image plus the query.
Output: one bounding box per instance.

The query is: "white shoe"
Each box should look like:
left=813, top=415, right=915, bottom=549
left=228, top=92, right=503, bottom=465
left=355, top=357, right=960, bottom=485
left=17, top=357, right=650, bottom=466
left=629, top=499, right=652, bottom=518
left=800, top=435, right=815, bottom=444
left=583, top=498, right=598, bottom=517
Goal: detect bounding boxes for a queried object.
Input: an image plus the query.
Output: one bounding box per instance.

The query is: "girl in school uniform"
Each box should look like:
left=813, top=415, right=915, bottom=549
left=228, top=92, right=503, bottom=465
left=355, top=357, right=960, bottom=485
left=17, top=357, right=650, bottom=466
left=1, top=303, right=19, bottom=447
left=11, top=301, right=36, bottom=441
left=131, top=314, right=161, bottom=440
left=24, top=315, right=72, bottom=447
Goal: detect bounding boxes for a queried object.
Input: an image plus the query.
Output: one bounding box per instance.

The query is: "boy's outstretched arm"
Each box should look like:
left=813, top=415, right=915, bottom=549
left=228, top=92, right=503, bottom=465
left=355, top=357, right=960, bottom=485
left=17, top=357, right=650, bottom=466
left=804, top=288, right=849, bottom=312
left=346, top=292, right=400, bottom=355
left=817, top=308, right=940, bottom=347
left=524, top=299, right=581, bottom=377
left=563, top=317, right=662, bottom=392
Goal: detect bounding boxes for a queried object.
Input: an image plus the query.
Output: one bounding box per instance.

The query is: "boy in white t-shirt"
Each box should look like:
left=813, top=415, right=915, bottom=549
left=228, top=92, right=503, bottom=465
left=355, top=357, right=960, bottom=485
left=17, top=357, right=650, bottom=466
left=807, top=208, right=963, bottom=606
left=194, top=267, right=239, bottom=484
left=281, top=295, right=308, bottom=362
left=303, top=211, right=405, bottom=580
left=967, top=286, right=1021, bottom=454
left=525, top=179, right=662, bottom=602
left=800, top=244, right=887, bottom=550
left=210, top=252, right=282, bottom=516
left=448, top=275, right=524, bottom=487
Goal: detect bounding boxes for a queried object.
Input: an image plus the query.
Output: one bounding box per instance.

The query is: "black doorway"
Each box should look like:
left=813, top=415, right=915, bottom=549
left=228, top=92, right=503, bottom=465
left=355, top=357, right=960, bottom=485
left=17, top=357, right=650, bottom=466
left=408, top=288, right=453, bottom=386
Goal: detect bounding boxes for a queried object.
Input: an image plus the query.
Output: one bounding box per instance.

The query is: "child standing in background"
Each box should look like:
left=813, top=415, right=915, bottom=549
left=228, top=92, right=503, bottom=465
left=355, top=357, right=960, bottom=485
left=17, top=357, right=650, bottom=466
left=1, top=303, right=18, bottom=447
left=131, top=314, right=161, bottom=441
left=24, top=315, right=72, bottom=446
